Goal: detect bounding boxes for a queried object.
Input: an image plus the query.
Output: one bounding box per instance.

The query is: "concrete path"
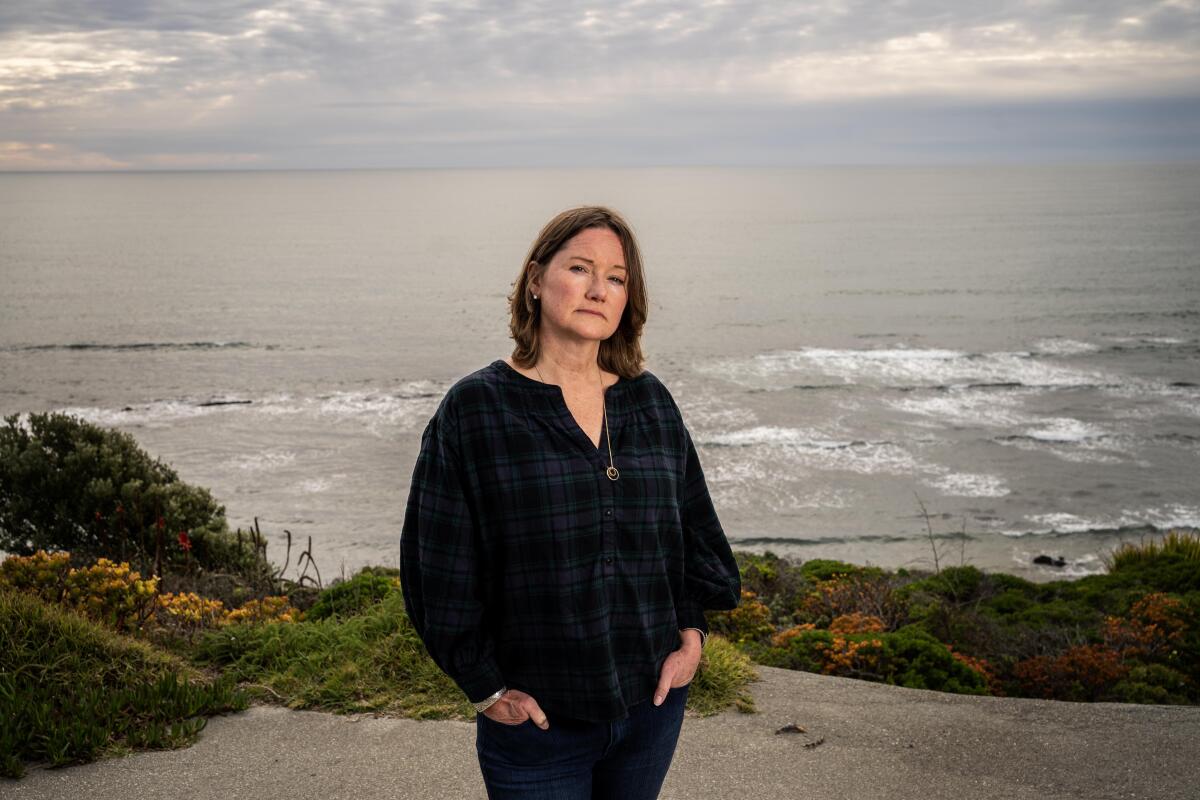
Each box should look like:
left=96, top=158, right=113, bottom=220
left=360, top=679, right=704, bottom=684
left=8, top=665, right=1199, bottom=800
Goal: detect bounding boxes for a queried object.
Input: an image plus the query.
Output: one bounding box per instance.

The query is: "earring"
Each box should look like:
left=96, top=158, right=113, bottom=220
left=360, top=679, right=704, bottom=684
left=532, top=294, right=539, bottom=300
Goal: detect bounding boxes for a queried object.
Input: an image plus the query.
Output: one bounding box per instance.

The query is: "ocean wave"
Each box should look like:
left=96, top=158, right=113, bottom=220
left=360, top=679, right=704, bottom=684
left=697, top=346, right=1115, bottom=391
left=1153, top=432, right=1200, bottom=445
left=890, top=391, right=1032, bottom=429
left=702, top=425, right=884, bottom=450
left=1006, top=508, right=1200, bottom=537
left=1109, top=310, right=1199, bottom=322
left=1137, top=336, right=1188, bottom=345
left=287, top=475, right=347, bottom=495
left=225, top=450, right=298, bottom=472
left=993, top=431, right=1123, bottom=470
left=727, top=533, right=915, bottom=546
left=898, top=381, right=1129, bottom=393
left=1101, top=382, right=1200, bottom=418
left=675, top=389, right=759, bottom=430
left=1032, top=338, right=1101, bottom=356
left=2, top=340, right=270, bottom=352
left=700, top=425, right=938, bottom=476
left=992, top=428, right=1197, bottom=458
left=44, top=381, right=444, bottom=435
left=1023, top=512, right=1108, bottom=534
left=1021, top=418, right=1110, bottom=444
left=711, top=478, right=855, bottom=513
left=925, top=472, right=1011, bottom=498
left=1034, top=336, right=1198, bottom=357
left=783, top=383, right=855, bottom=392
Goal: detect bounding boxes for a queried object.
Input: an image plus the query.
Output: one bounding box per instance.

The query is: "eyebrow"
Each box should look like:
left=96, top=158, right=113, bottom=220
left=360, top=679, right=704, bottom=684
left=570, top=256, right=627, bottom=271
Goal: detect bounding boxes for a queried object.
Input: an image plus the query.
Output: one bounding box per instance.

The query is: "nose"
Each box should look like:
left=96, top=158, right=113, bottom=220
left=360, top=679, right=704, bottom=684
left=586, top=273, right=607, bottom=300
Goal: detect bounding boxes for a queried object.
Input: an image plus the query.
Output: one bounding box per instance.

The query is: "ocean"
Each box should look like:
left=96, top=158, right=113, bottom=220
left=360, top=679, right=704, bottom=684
left=2, top=165, right=1198, bottom=583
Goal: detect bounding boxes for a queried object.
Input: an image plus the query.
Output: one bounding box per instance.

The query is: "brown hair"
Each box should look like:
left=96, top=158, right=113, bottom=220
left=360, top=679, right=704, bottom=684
left=507, top=206, right=647, bottom=378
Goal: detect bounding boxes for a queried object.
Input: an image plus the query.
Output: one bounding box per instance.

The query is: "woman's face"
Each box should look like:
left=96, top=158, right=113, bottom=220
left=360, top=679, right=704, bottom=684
left=530, top=227, right=628, bottom=346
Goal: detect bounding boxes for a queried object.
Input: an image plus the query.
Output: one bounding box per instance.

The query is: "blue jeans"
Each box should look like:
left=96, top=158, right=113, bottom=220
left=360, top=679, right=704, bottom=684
left=475, top=683, right=690, bottom=800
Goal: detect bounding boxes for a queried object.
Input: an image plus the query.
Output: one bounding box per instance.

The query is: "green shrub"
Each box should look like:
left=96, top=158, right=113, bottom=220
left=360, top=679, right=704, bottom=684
left=0, top=412, right=274, bottom=587
left=988, top=572, right=1038, bottom=594
left=1176, top=593, right=1200, bottom=687
left=305, top=571, right=400, bottom=621
left=986, top=588, right=1036, bottom=616
left=898, top=565, right=987, bottom=604
left=0, top=412, right=263, bottom=580
left=796, top=569, right=908, bottom=631
left=882, top=627, right=991, bottom=694
left=733, top=551, right=812, bottom=627
left=996, top=594, right=1105, bottom=631
left=911, top=605, right=1006, bottom=656
left=1102, top=553, right=1200, bottom=596
left=745, top=628, right=830, bottom=674
left=750, top=625, right=989, bottom=696
left=0, top=587, right=247, bottom=778
left=797, top=558, right=883, bottom=582
left=707, top=589, right=776, bottom=644
left=1110, top=663, right=1195, bottom=705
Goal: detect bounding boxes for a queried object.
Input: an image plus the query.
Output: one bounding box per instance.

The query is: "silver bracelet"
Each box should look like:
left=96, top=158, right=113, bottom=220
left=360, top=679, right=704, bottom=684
left=682, top=627, right=708, bottom=649
left=472, top=687, right=507, bottom=712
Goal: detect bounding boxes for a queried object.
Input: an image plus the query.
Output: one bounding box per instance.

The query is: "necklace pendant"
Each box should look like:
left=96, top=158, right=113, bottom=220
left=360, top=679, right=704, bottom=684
left=606, top=466, right=619, bottom=481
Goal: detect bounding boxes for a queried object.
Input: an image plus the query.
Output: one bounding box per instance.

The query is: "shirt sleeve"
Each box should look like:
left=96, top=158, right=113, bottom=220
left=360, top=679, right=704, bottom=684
left=400, top=408, right=505, bottom=704
left=675, top=421, right=742, bottom=636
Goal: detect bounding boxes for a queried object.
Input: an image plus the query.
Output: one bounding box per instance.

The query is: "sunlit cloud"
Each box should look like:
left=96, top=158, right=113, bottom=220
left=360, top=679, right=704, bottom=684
left=0, top=139, right=130, bottom=169
left=1, top=0, right=1197, bottom=168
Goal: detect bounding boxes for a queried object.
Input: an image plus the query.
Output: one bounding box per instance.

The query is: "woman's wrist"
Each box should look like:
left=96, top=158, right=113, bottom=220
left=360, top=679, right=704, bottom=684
left=680, top=627, right=707, bottom=650
left=473, top=687, right=507, bottom=712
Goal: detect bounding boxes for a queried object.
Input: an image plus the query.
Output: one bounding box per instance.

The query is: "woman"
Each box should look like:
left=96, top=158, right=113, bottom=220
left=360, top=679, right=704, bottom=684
left=400, top=205, right=741, bottom=799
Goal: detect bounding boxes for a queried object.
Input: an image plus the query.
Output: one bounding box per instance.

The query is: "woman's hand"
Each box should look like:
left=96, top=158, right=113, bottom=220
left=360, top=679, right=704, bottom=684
left=482, top=688, right=551, bottom=730
left=653, top=629, right=703, bottom=705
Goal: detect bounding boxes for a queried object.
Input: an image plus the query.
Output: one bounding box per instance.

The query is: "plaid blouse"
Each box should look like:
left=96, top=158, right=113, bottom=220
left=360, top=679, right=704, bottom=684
left=400, top=359, right=741, bottom=723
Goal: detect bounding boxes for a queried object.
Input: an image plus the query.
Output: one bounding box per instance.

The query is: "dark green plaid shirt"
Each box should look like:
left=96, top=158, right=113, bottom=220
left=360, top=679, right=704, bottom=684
left=400, top=359, right=741, bottom=723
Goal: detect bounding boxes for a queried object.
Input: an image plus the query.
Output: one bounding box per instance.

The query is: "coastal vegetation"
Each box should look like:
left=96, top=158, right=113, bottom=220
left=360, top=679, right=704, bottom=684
left=718, top=545, right=1198, bottom=704
left=2, top=412, right=1197, bottom=778
left=0, top=585, right=246, bottom=779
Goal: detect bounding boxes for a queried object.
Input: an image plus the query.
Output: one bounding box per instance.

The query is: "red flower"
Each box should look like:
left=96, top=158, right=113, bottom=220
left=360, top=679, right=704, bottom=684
left=94, top=510, right=102, bottom=521
left=156, top=515, right=166, bottom=531
left=178, top=531, right=192, bottom=552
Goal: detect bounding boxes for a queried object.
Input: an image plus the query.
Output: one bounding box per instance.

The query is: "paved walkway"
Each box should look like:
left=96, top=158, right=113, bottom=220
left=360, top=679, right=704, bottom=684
left=9, top=665, right=1199, bottom=799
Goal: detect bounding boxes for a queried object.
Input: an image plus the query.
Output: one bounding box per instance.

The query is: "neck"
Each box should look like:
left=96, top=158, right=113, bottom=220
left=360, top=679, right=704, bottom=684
left=535, top=334, right=604, bottom=387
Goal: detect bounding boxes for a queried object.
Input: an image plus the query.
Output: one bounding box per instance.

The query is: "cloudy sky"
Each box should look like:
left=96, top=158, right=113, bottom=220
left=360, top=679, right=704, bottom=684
left=2, top=0, right=1198, bottom=169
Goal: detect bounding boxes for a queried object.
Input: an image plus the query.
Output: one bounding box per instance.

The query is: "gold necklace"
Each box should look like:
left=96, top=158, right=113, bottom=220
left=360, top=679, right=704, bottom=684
left=534, top=363, right=619, bottom=481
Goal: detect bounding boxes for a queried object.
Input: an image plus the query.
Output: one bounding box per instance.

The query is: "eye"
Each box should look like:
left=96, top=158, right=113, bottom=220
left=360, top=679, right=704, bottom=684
left=609, top=276, right=625, bottom=285
left=570, top=264, right=587, bottom=273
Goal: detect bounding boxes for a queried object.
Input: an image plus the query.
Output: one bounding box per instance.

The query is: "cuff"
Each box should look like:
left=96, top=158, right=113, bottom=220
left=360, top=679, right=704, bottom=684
left=457, top=661, right=508, bottom=705
left=675, top=597, right=709, bottom=636
left=680, top=627, right=708, bottom=649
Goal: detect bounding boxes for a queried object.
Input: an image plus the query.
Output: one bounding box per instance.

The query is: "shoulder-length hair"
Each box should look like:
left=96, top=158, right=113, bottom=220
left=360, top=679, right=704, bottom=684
left=507, top=206, right=648, bottom=378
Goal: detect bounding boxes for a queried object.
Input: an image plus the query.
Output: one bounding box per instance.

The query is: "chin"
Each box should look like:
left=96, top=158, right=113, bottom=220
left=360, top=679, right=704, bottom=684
left=550, top=315, right=617, bottom=341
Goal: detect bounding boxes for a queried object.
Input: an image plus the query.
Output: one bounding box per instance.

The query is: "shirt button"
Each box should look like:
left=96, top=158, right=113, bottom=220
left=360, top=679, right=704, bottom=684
left=604, top=556, right=613, bottom=564
left=604, top=509, right=613, bottom=517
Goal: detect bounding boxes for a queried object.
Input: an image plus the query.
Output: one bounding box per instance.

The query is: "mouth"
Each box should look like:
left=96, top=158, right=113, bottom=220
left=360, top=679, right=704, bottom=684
left=579, top=310, right=605, bottom=318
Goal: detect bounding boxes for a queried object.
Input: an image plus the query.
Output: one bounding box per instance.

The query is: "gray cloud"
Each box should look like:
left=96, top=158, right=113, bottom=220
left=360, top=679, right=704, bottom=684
left=1, top=0, right=1197, bottom=168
